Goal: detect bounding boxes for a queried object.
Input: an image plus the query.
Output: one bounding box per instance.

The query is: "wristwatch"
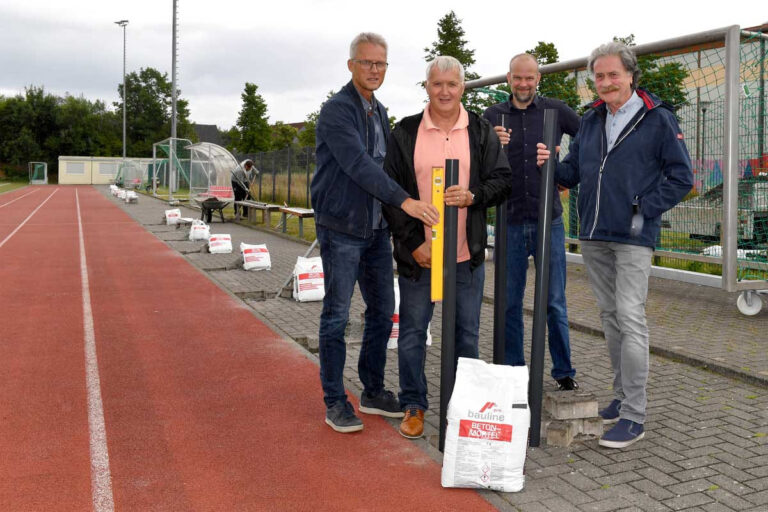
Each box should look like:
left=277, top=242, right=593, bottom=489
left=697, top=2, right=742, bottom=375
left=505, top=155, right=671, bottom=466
left=468, top=191, right=475, bottom=205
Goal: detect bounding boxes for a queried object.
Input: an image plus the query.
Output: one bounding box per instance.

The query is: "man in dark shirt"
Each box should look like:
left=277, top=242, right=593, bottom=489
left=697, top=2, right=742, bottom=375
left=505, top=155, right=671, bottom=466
left=483, top=53, right=580, bottom=390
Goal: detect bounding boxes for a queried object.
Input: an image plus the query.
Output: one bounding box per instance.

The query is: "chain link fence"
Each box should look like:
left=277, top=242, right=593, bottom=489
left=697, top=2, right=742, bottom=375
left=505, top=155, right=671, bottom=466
left=236, top=146, right=316, bottom=208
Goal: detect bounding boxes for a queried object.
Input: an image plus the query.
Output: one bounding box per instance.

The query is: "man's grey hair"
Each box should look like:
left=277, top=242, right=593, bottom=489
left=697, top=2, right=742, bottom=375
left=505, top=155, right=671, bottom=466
left=508, top=53, right=539, bottom=72
left=588, top=41, right=640, bottom=89
left=349, top=32, right=388, bottom=59
left=426, top=56, right=465, bottom=82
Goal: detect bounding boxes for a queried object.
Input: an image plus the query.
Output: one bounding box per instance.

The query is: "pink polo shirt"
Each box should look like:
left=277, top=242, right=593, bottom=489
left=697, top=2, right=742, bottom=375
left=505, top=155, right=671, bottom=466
left=414, top=103, right=470, bottom=263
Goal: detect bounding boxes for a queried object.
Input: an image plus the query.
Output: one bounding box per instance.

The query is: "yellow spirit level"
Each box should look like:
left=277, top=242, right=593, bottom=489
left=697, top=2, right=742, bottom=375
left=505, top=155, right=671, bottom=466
left=431, top=166, right=445, bottom=301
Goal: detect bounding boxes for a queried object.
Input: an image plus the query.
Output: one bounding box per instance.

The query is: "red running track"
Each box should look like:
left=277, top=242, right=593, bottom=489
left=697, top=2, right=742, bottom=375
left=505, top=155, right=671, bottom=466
left=0, top=186, right=496, bottom=511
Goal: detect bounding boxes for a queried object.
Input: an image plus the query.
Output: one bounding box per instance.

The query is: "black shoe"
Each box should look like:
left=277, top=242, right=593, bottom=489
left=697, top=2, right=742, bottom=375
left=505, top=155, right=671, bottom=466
left=325, top=401, right=363, bottom=433
left=556, top=376, right=579, bottom=391
left=359, top=389, right=405, bottom=418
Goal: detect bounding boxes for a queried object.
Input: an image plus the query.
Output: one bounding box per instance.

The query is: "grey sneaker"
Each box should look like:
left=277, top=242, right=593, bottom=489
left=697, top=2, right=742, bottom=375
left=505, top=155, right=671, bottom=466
left=359, top=389, right=405, bottom=418
left=325, top=401, right=363, bottom=433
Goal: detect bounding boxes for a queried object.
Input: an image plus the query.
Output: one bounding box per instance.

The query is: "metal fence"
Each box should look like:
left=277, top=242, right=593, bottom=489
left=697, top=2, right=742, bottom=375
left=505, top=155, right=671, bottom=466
left=236, top=146, right=316, bottom=208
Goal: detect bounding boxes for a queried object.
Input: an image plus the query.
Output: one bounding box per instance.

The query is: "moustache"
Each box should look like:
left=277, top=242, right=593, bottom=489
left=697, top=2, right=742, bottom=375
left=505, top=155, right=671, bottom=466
left=599, top=85, right=621, bottom=93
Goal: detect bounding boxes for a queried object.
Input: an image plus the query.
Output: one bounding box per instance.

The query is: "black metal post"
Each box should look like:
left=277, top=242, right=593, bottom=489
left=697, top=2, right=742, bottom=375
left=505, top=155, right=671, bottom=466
left=287, top=147, right=292, bottom=205
left=568, top=187, right=578, bottom=253
left=271, top=153, right=277, bottom=203
left=258, top=153, right=263, bottom=201
left=529, top=109, right=558, bottom=447
left=493, top=202, right=507, bottom=364
left=306, top=147, right=311, bottom=208
left=439, top=158, right=459, bottom=453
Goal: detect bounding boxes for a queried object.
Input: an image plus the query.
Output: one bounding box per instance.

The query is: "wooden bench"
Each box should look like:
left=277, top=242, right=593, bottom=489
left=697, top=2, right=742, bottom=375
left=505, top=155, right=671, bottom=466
left=278, top=207, right=314, bottom=238
left=234, top=200, right=281, bottom=226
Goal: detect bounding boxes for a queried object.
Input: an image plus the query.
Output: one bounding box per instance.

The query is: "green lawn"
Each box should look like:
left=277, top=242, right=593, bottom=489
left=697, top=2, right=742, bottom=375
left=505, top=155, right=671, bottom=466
left=0, top=181, right=29, bottom=194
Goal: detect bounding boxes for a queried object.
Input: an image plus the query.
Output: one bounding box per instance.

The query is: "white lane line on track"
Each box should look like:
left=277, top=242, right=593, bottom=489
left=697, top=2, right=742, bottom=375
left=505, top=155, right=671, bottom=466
left=76, top=189, right=115, bottom=512
left=0, top=189, right=57, bottom=249
left=0, top=188, right=39, bottom=209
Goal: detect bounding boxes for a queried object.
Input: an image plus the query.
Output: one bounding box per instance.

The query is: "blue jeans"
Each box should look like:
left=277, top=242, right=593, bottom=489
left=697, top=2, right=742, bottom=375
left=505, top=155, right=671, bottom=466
left=316, top=226, right=394, bottom=408
left=581, top=241, right=652, bottom=424
left=398, top=261, right=485, bottom=411
left=504, top=218, right=575, bottom=380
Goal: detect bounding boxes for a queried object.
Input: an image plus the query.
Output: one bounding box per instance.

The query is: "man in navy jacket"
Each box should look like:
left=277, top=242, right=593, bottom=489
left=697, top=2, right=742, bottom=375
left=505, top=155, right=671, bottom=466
left=484, top=53, right=581, bottom=392
left=311, top=32, right=438, bottom=434
left=538, top=41, right=693, bottom=449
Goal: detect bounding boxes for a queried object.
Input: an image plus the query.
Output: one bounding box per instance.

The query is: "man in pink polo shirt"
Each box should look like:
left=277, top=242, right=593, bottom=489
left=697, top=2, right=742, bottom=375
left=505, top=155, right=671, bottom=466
left=383, top=56, right=513, bottom=439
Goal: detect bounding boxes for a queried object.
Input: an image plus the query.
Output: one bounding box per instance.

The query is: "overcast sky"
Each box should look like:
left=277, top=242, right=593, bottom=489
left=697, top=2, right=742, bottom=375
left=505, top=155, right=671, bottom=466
left=0, top=1, right=765, bottom=130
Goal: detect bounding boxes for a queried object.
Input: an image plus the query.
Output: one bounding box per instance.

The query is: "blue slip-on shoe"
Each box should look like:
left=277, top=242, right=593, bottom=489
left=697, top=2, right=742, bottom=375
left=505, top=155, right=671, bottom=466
left=325, top=400, right=363, bottom=433
left=359, top=389, right=405, bottom=418
left=599, top=399, right=622, bottom=424
left=599, top=419, right=645, bottom=449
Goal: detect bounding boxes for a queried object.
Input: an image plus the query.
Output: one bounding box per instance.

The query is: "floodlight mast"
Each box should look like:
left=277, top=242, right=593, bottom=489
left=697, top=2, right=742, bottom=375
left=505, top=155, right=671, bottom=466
left=114, top=20, right=129, bottom=162
left=169, top=0, right=178, bottom=201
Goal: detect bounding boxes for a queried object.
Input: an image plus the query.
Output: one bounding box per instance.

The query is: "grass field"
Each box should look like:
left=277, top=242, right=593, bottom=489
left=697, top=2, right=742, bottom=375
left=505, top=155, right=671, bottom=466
left=0, top=181, right=29, bottom=194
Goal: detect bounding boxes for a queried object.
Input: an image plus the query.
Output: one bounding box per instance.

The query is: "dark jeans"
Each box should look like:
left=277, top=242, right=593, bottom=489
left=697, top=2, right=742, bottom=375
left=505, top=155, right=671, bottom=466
left=232, top=183, right=248, bottom=217
left=398, top=261, right=484, bottom=410
left=504, top=218, right=575, bottom=380
left=316, top=225, right=394, bottom=408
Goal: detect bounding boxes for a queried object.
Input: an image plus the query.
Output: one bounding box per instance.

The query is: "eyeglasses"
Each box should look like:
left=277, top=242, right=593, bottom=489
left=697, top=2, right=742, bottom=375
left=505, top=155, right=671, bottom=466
left=353, top=59, right=389, bottom=71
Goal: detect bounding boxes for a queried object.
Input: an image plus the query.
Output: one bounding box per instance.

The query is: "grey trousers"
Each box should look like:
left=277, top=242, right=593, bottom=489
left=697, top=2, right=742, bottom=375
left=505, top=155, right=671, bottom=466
left=581, top=241, right=653, bottom=424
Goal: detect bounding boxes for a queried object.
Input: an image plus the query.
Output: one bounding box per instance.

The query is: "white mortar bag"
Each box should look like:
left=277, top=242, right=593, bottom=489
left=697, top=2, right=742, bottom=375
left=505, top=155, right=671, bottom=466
left=208, top=234, right=233, bottom=254
left=387, top=279, right=433, bottom=349
left=165, top=208, right=182, bottom=225
left=125, top=190, right=138, bottom=203
left=442, top=357, right=529, bottom=492
left=188, top=219, right=210, bottom=241
left=293, top=256, right=324, bottom=301
left=241, top=242, right=270, bottom=270
left=117, top=189, right=127, bottom=199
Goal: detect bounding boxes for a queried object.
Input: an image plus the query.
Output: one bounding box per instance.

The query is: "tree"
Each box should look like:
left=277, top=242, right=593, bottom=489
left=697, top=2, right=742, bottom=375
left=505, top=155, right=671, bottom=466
left=424, top=11, right=489, bottom=114
left=235, top=82, right=271, bottom=153
left=297, top=90, right=334, bottom=148
left=270, top=121, right=298, bottom=150
left=116, top=67, right=195, bottom=156
left=526, top=42, right=581, bottom=111
left=49, top=95, right=121, bottom=157
left=221, top=126, right=241, bottom=153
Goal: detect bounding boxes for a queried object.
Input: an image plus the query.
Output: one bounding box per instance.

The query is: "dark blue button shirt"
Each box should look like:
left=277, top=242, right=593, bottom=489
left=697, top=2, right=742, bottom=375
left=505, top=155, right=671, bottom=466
left=483, top=96, right=580, bottom=223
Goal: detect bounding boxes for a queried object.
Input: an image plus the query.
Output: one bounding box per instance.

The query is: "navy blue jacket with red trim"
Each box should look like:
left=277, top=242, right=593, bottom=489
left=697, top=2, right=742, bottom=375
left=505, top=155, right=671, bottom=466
left=555, top=89, right=693, bottom=248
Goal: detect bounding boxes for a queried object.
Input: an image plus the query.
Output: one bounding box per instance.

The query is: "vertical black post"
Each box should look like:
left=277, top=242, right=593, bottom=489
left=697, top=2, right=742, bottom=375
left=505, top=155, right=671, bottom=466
left=304, top=147, right=312, bottom=208
left=439, top=158, right=459, bottom=453
left=493, top=202, right=507, bottom=364
left=271, top=153, right=277, bottom=203
left=529, top=109, right=558, bottom=447
left=258, top=153, right=263, bottom=201
left=287, top=147, right=292, bottom=205
left=568, top=187, right=578, bottom=253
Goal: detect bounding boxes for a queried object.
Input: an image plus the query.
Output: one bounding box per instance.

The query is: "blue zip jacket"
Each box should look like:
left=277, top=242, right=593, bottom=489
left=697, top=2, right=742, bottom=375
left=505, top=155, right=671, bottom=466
left=556, top=89, right=693, bottom=248
left=311, top=81, right=409, bottom=238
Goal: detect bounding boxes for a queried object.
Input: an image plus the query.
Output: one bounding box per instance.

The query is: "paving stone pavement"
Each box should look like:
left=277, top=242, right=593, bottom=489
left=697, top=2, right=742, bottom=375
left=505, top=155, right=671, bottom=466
left=103, top=187, right=768, bottom=511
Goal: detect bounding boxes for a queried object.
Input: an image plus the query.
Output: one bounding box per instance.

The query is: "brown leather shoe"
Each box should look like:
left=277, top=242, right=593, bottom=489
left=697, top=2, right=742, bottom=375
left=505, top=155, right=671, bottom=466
left=399, top=407, right=424, bottom=439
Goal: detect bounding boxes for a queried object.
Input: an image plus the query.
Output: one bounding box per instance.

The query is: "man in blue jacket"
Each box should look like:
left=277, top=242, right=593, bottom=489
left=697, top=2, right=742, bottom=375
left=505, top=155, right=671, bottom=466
left=538, top=41, right=693, bottom=448
left=311, top=32, right=439, bottom=434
